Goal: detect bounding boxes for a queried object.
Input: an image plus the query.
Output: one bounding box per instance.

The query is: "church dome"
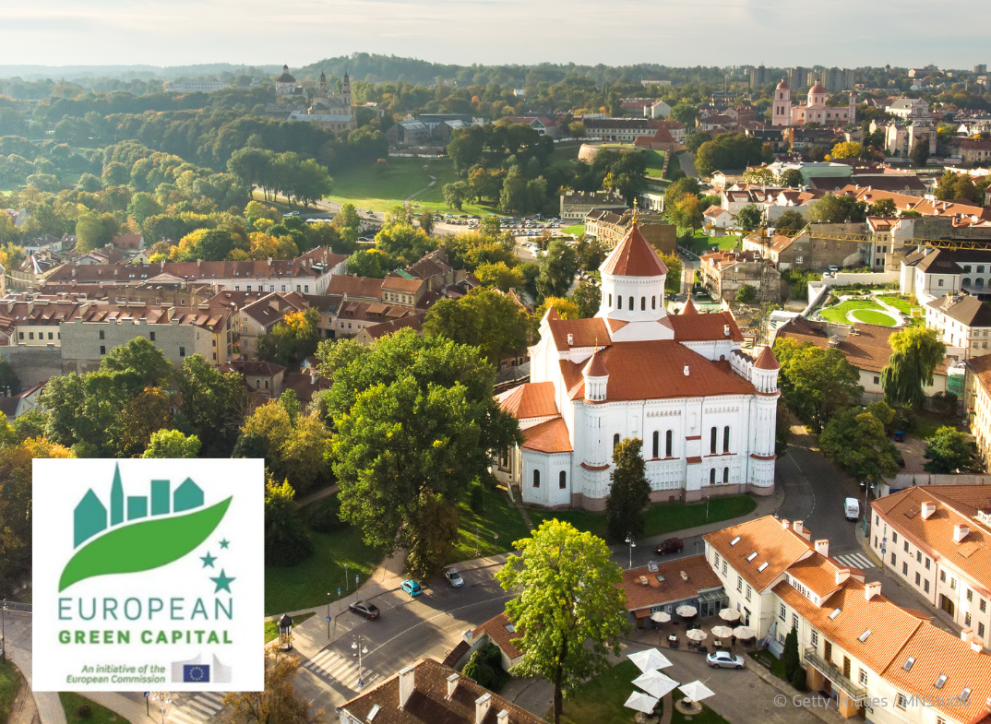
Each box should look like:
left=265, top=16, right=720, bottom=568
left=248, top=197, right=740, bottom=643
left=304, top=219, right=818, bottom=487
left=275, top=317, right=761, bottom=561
left=776, top=79, right=789, bottom=90
left=276, top=65, right=296, bottom=83
left=809, top=82, right=826, bottom=94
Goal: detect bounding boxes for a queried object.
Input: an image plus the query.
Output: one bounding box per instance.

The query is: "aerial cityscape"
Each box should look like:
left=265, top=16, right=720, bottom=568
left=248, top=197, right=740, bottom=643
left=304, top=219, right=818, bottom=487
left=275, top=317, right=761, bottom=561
left=3, top=3, right=991, bottom=723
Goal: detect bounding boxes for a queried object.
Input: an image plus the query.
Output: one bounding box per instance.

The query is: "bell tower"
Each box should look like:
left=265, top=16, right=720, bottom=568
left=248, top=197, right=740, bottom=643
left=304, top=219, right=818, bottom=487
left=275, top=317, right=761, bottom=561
left=772, top=79, right=791, bottom=127
left=342, top=70, right=352, bottom=111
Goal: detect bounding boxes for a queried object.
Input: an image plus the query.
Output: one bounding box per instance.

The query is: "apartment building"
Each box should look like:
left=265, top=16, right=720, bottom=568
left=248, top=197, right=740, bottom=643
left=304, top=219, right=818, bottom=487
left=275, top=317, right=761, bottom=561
left=925, top=293, right=991, bottom=361
left=967, top=355, right=991, bottom=469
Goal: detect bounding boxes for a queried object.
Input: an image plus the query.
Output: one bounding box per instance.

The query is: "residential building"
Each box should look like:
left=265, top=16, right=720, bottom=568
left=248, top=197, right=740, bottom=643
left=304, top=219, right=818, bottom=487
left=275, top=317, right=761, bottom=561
left=620, top=554, right=725, bottom=627
left=237, top=291, right=308, bottom=360
left=579, top=118, right=660, bottom=143
left=699, top=250, right=779, bottom=302
left=583, top=209, right=676, bottom=254
left=338, top=658, right=545, bottom=724
left=645, top=100, right=672, bottom=119
left=873, top=118, right=938, bottom=157
left=749, top=65, right=773, bottom=88
left=926, top=293, right=991, bottom=360
left=0, top=298, right=78, bottom=346
left=464, top=612, right=523, bottom=671
left=353, top=313, right=425, bottom=346
left=703, top=206, right=733, bottom=234
left=872, top=485, right=991, bottom=636
left=223, top=359, right=286, bottom=399
left=901, top=248, right=991, bottom=303
left=960, top=140, right=991, bottom=166
left=494, top=223, right=780, bottom=510
left=772, top=81, right=856, bottom=128
left=559, top=189, right=626, bottom=220
left=966, top=354, right=991, bottom=467
left=807, top=68, right=859, bottom=92
left=786, top=67, right=810, bottom=90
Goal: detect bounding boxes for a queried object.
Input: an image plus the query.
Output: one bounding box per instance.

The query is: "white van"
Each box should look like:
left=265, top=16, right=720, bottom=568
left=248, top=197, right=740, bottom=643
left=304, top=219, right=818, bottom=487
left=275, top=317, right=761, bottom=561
left=844, top=498, right=860, bottom=521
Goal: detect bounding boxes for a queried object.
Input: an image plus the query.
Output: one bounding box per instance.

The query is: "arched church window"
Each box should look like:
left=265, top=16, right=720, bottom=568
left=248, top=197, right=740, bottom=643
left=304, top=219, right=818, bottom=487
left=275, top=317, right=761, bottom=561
left=652, top=297, right=656, bottom=310
left=533, top=470, right=540, bottom=488
left=665, top=430, right=673, bottom=457
left=559, top=471, right=567, bottom=489
left=628, top=296, right=634, bottom=310
left=618, top=296, right=622, bottom=309
left=709, top=469, right=716, bottom=484
left=641, top=297, right=646, bottom=311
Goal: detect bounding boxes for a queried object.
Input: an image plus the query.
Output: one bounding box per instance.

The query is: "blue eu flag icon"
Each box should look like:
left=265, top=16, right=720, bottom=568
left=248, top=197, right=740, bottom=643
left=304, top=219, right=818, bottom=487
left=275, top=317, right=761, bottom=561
left=183, top=664, right=211, bottom=683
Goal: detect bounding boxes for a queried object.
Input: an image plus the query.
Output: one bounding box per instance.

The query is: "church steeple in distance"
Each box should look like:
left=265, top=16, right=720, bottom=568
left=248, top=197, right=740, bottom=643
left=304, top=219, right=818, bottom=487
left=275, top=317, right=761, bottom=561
left=342, top=68, right=351, bottom=109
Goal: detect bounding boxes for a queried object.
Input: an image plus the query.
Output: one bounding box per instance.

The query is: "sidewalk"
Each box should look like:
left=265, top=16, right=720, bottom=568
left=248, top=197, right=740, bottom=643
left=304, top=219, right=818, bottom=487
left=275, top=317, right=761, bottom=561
left=3, top=612, right=66, bottom=724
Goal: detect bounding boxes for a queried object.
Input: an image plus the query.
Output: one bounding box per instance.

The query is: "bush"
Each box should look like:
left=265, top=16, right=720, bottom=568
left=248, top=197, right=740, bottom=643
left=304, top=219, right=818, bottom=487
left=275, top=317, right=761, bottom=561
left=469, top=485, right=485, bottom=515
left=304, top=495, right=348, bottom=533
left=789, top=666, right=807, bottom=691
left=463, top=647, right=499, bottom=690
left=77, top=704, right=92, bottom=719
left=893, top=405, right=917, bottom=433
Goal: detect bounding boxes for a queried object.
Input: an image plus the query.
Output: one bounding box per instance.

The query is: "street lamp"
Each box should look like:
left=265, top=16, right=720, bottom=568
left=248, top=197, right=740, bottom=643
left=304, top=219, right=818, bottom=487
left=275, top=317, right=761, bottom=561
left=625, top=534, right=636, bottom=569
left=1, top=599, right=6, bottom=662
left=352, top=636, right=369, bottom=689
left=150, top=692, right=172, bottom=724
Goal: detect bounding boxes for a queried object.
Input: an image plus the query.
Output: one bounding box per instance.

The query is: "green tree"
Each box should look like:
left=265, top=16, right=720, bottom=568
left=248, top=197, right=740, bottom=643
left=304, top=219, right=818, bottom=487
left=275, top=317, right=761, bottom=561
left=423, top=288, right=533, bottom=365
left=346, top=249, right=395, bottom=278
left=910, top=140, right=930, bottom=167
left=735, top=284, right=757, bottom=303
left=173, top=356, right=247, bottom=456
left=868, top=198, right=898, bottom=217
left=819, top=406, right=900, bottom=484
left=102, top=162, right=130, bottom=187
left=374, top=224, right=435, bottom=265
left=536, top=239, right=578, bottom=300
left=572, top=279, right=601, bottom=318
left=923, top=426, right=977, bottom=474
left=332, top=203, right=362, bottom=234
left=443, top=181, right=471, bottom=210
left=221, top=649, right=321, bottom=724
left=321, top=330, right=519, bottom=580
left=672, top=194, right=703, bottom=233
left=142, top=428, right=201, bottom=458
left=419, top=210, right=435, bottom=235
left=258, top=309, right=322, bottom=367
left=660, top=251, right=683, bottom=294
left=75, top=212, right=115, bottom=253
left=605, top=438, right=652, bottom=543
left=126, top=192, right=162, bottom=227
left=264, top=479, right=313, bottom=567
left=736, top=204, right=763, bottom=232
left=475, top=261, right=525, bottom=292
left=670, top=103, right=698, bottom=126
left=448, top=125, right=486, bottom=174
left=778, top=169, right=804, bottom=188
left=664, top=177, right=700, bottom=211
left=574, top=236, right=609, bottom=271
left=775, top=209, right=806, bottom=234
left=881, top=326, right=946, bottom=408
left=496, top=520, right=629, bottom=724
left=774, top=339, right=863, bottom=433
left=111, top=387, right=172, bottom=457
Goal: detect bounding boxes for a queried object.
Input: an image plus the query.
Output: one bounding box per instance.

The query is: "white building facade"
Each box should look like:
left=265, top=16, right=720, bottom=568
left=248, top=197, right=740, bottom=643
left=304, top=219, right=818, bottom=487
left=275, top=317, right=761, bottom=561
left=495, top=224, right=780, bottom=510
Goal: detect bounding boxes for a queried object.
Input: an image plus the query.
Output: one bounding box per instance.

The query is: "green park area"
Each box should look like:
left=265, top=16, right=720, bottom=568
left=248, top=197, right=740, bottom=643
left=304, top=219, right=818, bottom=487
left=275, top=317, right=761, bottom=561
left=644, top=150, right=666, bottom=178
left=528, top=495, right=756, bottom=541
left=60, top=692, right=129, bottom=724
left=450, top=484, right=531, bottom=563
left=563, top=223, right=585, bottom=236
left=818, top=298, right=897, bottom=327
left=0, top=659, right=21, bottom=724
left=681, top=231, right=742, bottom=255
left=877, top=294, right=925, bottom=323
left=555, top=660, right=728, bottom=724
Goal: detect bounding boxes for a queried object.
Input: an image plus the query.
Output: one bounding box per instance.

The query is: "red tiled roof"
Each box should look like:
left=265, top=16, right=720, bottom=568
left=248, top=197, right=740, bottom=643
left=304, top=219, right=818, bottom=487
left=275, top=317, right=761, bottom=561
left=600, top=225, right=669, bottom=277
left=754, top=346, right=780, bottom=370
left=521, top=418, right=572, bottom=454
left=668, top=311, right=744, bottom=342
left=583, top=348, right=609, bottom=377
left=497, top=382, right=559, bottom=419
left=547, top=317, right=611, bottom=351
left=471, top=612, right=523, bottom=660
left=620, top=555, right=723, bottom=612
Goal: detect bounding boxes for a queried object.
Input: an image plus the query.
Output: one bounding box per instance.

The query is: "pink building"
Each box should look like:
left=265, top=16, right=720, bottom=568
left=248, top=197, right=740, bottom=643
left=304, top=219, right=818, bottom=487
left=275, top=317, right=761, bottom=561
left=771, top=79, right=856, bottom=128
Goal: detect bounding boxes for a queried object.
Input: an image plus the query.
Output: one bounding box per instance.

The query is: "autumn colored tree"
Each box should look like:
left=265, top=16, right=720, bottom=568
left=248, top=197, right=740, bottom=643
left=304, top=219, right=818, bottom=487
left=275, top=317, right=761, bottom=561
left=258, top=308, right=321, bottom=367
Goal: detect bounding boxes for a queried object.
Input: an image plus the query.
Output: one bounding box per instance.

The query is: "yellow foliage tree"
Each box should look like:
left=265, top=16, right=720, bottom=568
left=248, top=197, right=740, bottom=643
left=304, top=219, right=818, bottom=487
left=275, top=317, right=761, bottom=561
left=830, top=142, right=863, bottom=160
left=536, top=296, right=580, bottom=320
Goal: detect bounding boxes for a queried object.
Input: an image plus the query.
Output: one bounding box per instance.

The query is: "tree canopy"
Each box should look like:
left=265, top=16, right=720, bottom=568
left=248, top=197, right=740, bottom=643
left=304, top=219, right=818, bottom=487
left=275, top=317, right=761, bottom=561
left=924, top=426, right=977, bottom=474
left=605, top=438, right=652, bottom=543
left=881, top=326, right=946, bottom=408
left=774, top=339, right=863, bottom=433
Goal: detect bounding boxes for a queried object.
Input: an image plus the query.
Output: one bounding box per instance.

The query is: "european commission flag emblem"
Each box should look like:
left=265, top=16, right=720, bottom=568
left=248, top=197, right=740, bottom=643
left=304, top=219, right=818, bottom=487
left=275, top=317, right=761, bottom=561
left=182, top=665, right=211, bottom=683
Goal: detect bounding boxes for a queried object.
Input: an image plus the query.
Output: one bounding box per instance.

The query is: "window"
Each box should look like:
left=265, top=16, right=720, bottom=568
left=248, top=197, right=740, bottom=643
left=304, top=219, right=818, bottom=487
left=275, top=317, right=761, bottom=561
left=925, top=580, right=930, bottom=593
left=641, top=297, right=646, bottom=311
left=613, top=434, right=620, bottom=451
left=608, top=294, right=612, bottom=306
left=792, top=613, right=798, bottom=631
left=652, top=296, right=656, bottom=310
left=941, top=571, right=947, bottom=583
left=916, top=551, right=921, bottom=563
left=779, top=604, right=786, bottom=620
left=893, top=532, right=898, bottom=543
left=710, top=427, right=718, bottom=454
left=99, top=330, right=105, bottom=340
left=255, top=380, right=260, bottom=389
left=48, top=332, right=52, bottom=340
left=628, top=296, right=634, bottom=310
left=746, top=585, right=752, bottom=601
left=99, top=345, right=106, bottom=355
left=723, top=467, right=729, bottom=484
left=952, top=578, right=957, bottom=590
left=617, top=296, right=622, bottom=309
left=980, top=622, right=986, bottom=639
left=966, top=612, right=972, bottom=627
left=17, top=333, right=22, bottom=340
left=737, top=575, right=743, bottom=592
left=874, top=375, right=880, bottom=384
left=904, top=541, right=909, bottom=553
left=533, top=470, right=540, bottom=488
left=925, top=557, right=931, bottom=570
left=710, top=469, right=716, bottom=484
left=179, top=347, right=186, bottom=357
left=715, top=553, right=721, bottom=567
left=27, top=332, right=33, bottom=340
left=915, top=572, right=921, bottom=586
left=811, top=630, right=819, bottom=647
left=722, top=560, right=727, bottom=575
left=723, top=426, right=730, bottom=452
left=891, top=553, right=897, bottom=565
left=150, top=332, right=156, bottom=341
left=939, top=279, right=944, bottom=287
left=968, top=589, right=974, bottom=602
left=902, top=562, right=908, bottom=575
left=981, top=599, right=987, bottom=613
left=896, top=693, right=907, bottom=709
left=558, top=471, right=567, bottom=489
left=665, top=430, right=673, bottom=457
left=652, top=431, right=659, bottom=458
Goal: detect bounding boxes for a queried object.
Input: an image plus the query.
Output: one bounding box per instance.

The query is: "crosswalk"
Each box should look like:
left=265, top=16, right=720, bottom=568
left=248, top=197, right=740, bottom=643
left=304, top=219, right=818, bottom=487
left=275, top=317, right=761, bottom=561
left=301, top=646, right=383, bottom=692
left=835, top=552, right=876, bottom=570
left=168, top=692, right=226, bottom=724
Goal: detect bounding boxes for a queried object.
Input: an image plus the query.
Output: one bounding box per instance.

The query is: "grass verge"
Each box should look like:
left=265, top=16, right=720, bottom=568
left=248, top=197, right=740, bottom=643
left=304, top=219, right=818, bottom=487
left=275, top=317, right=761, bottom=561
left=265, top=611, right=315, bottom=642
left=849, top=310, right=896, bottom=327
left=60, top=692, right=129, bottom=723
left=528, top=495, right=757, bottom=541
left=449, top=485, right=531, bottom=564
left=0, top=659, right=22, bottom=724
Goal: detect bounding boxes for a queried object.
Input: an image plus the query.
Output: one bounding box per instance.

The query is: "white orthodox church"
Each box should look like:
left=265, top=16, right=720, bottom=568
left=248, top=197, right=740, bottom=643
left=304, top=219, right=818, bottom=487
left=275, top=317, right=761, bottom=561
left=771, top=79, right=856, bottom=127
left=494, top=223, right=780, bottom=510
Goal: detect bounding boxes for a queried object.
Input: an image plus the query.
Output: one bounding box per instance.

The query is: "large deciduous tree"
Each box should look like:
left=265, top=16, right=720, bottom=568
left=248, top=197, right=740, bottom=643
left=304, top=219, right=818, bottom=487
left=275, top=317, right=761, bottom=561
left=819, top=404, right=900, bottom=484
left=320, top=330, right=519, bottom=580
left=605, top=438, right=652, bottom=543
left=497, top=520, right=629, bottom=724
left=536, top=239, right=578, bottom=300
left=924, top=426, right=977, bottom=474
left=142, top=429, right=201, bottom=458
left=423, top=288, right=533, bottom=366
left=736, top=204, right=763, bottom=232
left=221, top=649, right=322, bottom=724
left=773, top=339, right=863, bottom=433
left=258, top=308, right=321, bottom=368
left=882, top=326, right=946, bottom=408
left=572, top=279, right=602, bottom=318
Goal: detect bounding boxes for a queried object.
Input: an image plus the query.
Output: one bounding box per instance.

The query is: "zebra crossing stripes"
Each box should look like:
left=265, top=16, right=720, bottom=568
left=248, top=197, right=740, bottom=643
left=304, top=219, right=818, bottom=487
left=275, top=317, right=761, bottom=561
left=834, top=552, right=876, bottom=570
left=168, top=692, right=227, bottom=724
left=301, top=647, right=382, bottom=691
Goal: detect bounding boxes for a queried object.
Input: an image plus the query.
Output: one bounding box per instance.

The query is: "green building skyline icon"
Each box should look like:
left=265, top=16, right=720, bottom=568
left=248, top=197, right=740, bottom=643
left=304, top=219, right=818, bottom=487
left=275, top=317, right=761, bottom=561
left=73, top=464, right=205, bottom=547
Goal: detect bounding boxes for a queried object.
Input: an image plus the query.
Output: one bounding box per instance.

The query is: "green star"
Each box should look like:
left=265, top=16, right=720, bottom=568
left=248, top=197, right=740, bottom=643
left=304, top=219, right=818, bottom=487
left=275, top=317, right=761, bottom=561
left=210, top=569, right=236, bottom=594
left=200, top=552, right=217, bottom=568
left=219, top=538, right=230, bottom=549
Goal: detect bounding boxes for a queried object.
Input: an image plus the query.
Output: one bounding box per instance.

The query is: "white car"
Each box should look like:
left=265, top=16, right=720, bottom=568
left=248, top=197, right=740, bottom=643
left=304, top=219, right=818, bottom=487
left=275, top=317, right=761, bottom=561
left=844, top=498, right=860, bottom=521
left=707, top=651, right=745, bottom=669
left=444, top=567, right=464, bottom=588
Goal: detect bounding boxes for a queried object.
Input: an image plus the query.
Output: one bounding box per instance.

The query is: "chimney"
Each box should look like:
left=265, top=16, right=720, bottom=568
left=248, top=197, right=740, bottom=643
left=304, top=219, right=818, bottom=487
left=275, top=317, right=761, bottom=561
left=793, top=520, right=804, bottom=534
left=973, top=639, right=985, bottom=654
left=780, top=518, right=790, bottom=530
left=815, top=539, right=829, bottom=558
left=835, top=568, right=850, bottom=586
left=567, top=333, right=574, bottom=345
left=497, top=712, right=510, bottom=724
left=446, top=673, right=459, bottom=700
left=724, top=324, right=730, bottom=337
left=475, top=693, right=492, bottom=724
left=864, top=581, right=882, bottom=600
left=398, top=664, right=416, bottom=709
left=961, top=627, right=974, bottom=643
left=954, top=524, right=970, bottom=543
left=684, top=365, right=690, bottom=376
left=921, top=502, right=936, bottom=519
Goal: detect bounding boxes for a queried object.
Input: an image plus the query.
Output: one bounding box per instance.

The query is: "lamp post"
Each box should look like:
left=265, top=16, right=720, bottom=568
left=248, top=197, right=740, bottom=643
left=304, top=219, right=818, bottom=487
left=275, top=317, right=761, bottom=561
left=1, top=599, right=6, bottom=662
left=625, top=534, right=636, bottom=569
left=352, top=635, right=369, bottom=689
left=327, top=592, right=332, bottom=640
left=150, top=692, right=172, bottom=724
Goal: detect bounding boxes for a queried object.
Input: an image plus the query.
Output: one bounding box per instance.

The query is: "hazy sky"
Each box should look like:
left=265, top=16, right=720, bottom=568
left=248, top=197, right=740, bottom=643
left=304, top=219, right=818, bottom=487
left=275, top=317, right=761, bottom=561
left=2, top=0, right=990, bottom=69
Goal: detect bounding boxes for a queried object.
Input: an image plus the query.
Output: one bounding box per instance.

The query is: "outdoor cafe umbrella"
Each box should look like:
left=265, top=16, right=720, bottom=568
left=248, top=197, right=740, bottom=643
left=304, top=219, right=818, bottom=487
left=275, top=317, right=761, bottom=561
left=718, top=608, right=741, bottom=622
left=679, top=680, right=716, bottom=704
left=711, top=625, right=735, bottom=639
left=628, top=648, right=673, bottom=673
left=685, top=628, right=708, bottom=642
left=675, top=605, right=698, bottom=617
left=651, top=611, right=672, bottom=624
left=633, top=670, right=680, bottom=699
left=733, top=625, right=756, bottom=640
left=624, top=691, right=660, bottom=714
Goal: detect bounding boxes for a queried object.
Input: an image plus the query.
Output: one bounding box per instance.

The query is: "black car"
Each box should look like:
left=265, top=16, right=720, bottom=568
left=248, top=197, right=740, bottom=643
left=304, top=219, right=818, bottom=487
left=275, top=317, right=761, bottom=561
left=655, top=537, right=685, bottom=555
left=349, top=601, right=380, bottom=620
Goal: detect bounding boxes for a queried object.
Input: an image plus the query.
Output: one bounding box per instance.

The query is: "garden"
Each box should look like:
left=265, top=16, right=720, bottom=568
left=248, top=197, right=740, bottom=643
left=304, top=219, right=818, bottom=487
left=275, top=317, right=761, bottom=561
left=817, top=298, right=898, bottom=327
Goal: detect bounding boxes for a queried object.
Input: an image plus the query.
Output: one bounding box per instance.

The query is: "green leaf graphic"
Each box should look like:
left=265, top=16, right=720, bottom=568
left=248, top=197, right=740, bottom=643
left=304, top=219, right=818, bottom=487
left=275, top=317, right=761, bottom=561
left=59, top=497, right=232, bottom=592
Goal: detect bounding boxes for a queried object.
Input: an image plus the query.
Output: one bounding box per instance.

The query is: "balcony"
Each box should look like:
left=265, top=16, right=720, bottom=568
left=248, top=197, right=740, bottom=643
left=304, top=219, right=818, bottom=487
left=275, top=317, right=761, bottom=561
left=804, top=647, right=868, bottom=701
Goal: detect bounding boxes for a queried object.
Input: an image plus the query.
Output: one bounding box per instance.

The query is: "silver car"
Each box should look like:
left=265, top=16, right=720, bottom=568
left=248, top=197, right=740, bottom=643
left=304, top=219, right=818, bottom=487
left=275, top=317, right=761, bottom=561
left=444, top=567, right=464, bottom=588
left=706, top=651, right=745, bottom=669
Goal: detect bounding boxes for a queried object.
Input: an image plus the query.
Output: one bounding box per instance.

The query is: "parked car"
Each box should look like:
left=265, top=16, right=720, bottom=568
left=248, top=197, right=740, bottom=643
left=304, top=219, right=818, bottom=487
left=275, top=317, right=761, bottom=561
left=349, top=601, right=380, bottom=620
left=707, top=651, right=745, bottom=669
left=283, top=211, right=300, bottom=218
left=401, top=580, right=423, bottom=597
left=894, top=430, right=905, bottom=442
left=444, top=567, right=464, bottom=588
left=655, top=537, right=684, bottom=555
left=844, top=498, right=860, bottom=522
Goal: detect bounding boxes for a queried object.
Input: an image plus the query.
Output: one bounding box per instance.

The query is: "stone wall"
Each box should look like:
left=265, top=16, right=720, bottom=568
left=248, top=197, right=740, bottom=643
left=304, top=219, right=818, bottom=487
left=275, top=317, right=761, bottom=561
left=0, top=345, right=65, bottom=387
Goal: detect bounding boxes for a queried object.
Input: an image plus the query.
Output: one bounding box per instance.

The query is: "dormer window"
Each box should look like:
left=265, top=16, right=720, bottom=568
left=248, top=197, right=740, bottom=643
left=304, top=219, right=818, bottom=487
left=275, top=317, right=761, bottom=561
left=758, top=562, right=769, bottom=572
left=858, top=629, right=871, bottom=642
left=829, top=608, right=841, bottom=620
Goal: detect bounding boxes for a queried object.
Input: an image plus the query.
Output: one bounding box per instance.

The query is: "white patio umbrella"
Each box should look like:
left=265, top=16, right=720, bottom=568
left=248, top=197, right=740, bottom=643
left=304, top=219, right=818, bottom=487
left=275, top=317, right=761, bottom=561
left=624, top=691, right=660, bottom=714
left=718, top=608, right=741, bottom=622
left=711, top=625, right=735, bottom=639
left=651, top=611, right=671, bottom=623
left=628, top=647, right=673, bottom=673
left=679, top=680, right=716, bottom=704
left=685, top=628, right=708, bottom=642
left=675, top=604, right=698, bottom=617
left=633, top=670, right=679, bottom=699
left=733, top=625, right=756, bottom=639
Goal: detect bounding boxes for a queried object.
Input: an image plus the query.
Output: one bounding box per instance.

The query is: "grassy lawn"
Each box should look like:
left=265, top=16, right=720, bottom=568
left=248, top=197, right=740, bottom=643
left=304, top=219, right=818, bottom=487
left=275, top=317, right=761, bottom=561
left=680, top=231, right=740, bottom=255
left=449, top=485, right=531, bottom=564
left=0, top=659, right=22, bottom=724
left=60, top=692, right=128, bottom=723
left=265, top=611, right=315, bottom=642
left=529, top=495, right=757, bottom=541
left=265, top=517, right=383, bottom=616
left=877, top=294, right=924, bottom=323
left=818, top=299, right=884, bottom=325
left=672, top=690, right=729, bottom=724
left=325, top=157, right=433, bottom=212
left=850, top=309, right=897, bottom=327
left=563, top=223, right=585, bottom=236
left=749, top=649, right=787, bottom=681
left=644, top=150, right=666, bottom=177
left=409, top=158, right=501, bottom=217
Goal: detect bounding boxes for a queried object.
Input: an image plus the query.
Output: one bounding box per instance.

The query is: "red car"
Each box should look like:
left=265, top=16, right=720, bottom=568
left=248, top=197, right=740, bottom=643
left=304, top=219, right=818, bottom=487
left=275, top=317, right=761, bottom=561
left=655, top=537, right=684, bottom=555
